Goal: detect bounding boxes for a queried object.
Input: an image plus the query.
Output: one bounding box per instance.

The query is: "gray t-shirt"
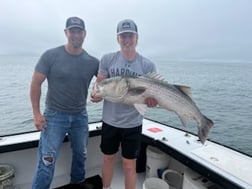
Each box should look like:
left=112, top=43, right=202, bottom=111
left=35, top=46, right=99, bottom=113
left=99, top=51, right=156, bottom=128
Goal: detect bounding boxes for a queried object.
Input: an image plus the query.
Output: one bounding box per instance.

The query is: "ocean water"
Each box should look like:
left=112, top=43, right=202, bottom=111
left=0, top=55, right=252, bottom=156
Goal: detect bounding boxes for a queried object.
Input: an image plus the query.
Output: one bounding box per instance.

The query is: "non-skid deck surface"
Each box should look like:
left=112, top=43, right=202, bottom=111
left=54, top=169, right=145, bottom=189
left=54, top=175, right=102, bottom=189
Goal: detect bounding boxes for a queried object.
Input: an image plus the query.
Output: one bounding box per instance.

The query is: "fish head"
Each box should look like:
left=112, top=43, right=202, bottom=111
left=93, top=77, right=129, bottom=102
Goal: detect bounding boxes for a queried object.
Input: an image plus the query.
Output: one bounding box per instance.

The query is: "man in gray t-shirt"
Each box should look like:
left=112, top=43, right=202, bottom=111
left=30, top=17, right=99, bottom=189
left=91, top=19, right=157, bottom=189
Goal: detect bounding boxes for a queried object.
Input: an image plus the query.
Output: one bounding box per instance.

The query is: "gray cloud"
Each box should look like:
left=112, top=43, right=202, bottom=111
left=1, top=0, right=252, bottom=62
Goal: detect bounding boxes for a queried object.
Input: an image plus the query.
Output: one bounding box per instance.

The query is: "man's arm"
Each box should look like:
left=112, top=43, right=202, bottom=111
left=30, top=71, right=47, bottom=130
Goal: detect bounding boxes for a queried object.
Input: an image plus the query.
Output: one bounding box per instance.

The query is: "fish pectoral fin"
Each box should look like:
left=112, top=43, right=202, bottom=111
left=106, top=95, right=125, bottom=103
left=128, top=87, right=146, bottom=96
left=134, top=104, right=148, bottom=115
left=158, top=104, right=172, bottom=111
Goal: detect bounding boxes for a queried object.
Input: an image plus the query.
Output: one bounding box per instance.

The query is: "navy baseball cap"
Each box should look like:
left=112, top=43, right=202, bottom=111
left=117, top=19, right=138, bottom=34
left=65, top=17, right=85, bottom=30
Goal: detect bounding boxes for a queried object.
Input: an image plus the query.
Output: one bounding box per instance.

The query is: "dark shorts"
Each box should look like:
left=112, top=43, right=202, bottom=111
left=100, top=121, right=142, bottom=159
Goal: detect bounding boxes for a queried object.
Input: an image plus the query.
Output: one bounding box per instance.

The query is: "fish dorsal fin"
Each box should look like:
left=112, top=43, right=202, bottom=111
left=142, top=73, right=192, bottom=97
left=141, top=72, right=169, bottom=84
left=174, top=85, right=192, bottom=97
left=134, top=104, right=148, bottom=116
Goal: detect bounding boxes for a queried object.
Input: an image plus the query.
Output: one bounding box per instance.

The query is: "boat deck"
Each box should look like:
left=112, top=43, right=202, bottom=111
left=1, top=119, right=252, bottom=189
left=142, top=119, right=252, bottom=188
left=84, top=161, right=146, bottom=189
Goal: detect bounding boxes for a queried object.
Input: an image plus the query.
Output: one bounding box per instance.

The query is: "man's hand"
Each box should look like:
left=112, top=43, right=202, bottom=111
left=90, top=94, right=103, bottom=103
left=145, top=97, right=158, bottom=107
left=33, top=113, right=47, bottom=131
left=90, top=88, right=103, bottom=103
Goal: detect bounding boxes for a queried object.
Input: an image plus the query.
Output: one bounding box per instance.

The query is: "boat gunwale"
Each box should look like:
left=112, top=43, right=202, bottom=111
left=0, top=121, right=102, bottom=153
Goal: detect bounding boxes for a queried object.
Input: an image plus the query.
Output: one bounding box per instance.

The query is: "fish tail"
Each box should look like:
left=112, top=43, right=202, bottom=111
left=198, top=115, right=214, bottom=144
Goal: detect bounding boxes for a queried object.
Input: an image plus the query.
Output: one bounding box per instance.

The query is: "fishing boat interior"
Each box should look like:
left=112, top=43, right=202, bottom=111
left=0, top=119, right=252, bottom=189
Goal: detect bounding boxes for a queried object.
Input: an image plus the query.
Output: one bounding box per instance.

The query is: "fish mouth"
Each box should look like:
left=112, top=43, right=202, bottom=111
left=91, top=83, right=101, bottom=98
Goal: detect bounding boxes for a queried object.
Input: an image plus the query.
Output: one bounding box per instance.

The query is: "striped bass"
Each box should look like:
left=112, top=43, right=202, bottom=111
left=92, top=73, right=214, bottom=144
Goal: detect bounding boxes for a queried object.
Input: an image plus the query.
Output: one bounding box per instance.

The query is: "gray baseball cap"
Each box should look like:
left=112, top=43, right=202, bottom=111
left=65, top=17, right=85, bottom=30
left=117, top=19, right=138, bottom=34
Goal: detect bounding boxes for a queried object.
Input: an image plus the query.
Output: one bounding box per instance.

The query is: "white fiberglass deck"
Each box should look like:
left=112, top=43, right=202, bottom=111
left=192, top=144, right=252, bottom=186
left=142, top=119, right=252, bottom=188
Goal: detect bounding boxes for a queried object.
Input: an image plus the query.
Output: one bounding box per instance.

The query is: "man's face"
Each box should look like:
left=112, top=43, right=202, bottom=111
left=65, top=28, right=86, bottom=49
left=117, top=32, right=138, bottom=51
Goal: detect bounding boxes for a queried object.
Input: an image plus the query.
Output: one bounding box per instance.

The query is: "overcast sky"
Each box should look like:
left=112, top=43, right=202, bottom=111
left=1, top=0, right=252, bottom=62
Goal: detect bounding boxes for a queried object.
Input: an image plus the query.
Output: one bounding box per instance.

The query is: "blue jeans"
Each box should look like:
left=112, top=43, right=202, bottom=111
left=32, top=108, right=89, bottom=189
